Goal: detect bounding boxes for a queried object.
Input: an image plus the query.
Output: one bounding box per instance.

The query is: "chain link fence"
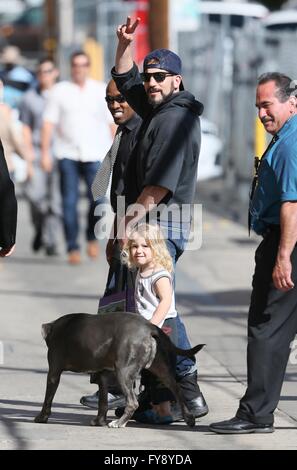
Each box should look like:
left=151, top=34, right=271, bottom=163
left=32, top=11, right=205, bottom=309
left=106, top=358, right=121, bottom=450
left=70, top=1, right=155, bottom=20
left=70, top=0, right=141, bottom=81
left=179, top=21, right=297, bottom=205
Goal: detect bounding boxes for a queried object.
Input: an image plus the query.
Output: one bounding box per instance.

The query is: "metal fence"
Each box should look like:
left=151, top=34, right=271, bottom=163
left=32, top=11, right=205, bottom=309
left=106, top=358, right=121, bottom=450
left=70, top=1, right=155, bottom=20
left=179, top=22, right=297, bottom=204
left=57, top=0, right=139, bottom=80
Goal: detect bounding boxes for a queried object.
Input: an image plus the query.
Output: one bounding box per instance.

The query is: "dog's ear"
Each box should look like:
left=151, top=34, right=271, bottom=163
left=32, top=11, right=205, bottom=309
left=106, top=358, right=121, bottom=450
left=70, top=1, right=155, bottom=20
left=41, top=322, right=52, bottom=341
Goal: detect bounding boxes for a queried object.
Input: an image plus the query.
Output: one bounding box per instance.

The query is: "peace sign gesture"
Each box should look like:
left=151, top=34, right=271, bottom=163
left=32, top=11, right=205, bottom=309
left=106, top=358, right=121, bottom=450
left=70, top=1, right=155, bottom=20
left=117, top=16, right=140, bottom=45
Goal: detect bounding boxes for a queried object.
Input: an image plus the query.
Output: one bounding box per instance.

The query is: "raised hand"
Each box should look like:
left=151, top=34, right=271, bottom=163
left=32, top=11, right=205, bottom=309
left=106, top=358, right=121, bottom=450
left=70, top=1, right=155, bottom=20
left=116, top=16, right=140, bottom=45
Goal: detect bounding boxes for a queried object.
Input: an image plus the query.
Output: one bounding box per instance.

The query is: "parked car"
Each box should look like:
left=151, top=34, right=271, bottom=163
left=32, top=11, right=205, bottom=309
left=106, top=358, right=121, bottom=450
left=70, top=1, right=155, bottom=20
left=0, top=0, right=25, bottom=49
left=0, top=0, right=24, bottom=24
left=198, top=117, right=223, bottom=181
left=198, top=1, right=269, bottom=29
left=262, top=9, right=297, bottom=31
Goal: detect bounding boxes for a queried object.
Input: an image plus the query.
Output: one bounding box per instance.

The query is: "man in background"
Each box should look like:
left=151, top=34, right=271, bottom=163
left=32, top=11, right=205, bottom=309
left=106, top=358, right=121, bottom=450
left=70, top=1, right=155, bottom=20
left=41, top=51, right=114, bottom=264
left=19, top=58, right=61, bottom=256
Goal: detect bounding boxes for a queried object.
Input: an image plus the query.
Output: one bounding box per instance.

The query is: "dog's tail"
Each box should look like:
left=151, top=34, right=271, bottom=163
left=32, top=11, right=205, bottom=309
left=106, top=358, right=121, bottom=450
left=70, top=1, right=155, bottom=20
left=169, top=342, right=205, bottom=358
left=151, top=325, right=205, bottom=358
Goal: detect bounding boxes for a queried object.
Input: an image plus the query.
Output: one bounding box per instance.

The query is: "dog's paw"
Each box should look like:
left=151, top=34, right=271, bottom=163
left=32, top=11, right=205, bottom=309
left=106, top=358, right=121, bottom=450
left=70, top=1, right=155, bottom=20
left=108, top=419, right=127, bottom=428
left=34, top=414, right=49, bottom=423
left=90, top=417, right=107, bottom=426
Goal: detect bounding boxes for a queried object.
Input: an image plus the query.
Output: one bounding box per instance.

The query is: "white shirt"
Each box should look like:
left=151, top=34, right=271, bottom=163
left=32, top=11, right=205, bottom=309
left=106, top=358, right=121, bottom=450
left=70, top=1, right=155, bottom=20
left=43, top=79, right=113, bottom=161
left=135, top=269, right=177, bottom=327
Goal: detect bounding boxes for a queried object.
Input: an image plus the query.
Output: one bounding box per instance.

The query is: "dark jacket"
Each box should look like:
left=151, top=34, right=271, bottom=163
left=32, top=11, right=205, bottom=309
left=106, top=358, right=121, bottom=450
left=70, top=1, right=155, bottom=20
left=112, top=63, right=203, bottom=213
left=110, top=113, right=142, bottom=212
left=0, top=140, right=17, bottom=248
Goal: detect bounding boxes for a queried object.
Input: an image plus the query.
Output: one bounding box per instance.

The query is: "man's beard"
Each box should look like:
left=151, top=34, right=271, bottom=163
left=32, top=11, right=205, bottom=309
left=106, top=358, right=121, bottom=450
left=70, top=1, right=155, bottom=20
left=147, top=87, right=175, bottom=107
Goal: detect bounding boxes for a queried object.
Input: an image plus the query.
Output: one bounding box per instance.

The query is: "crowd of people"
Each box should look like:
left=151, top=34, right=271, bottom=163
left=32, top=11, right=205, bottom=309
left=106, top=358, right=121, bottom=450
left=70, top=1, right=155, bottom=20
left=1, top=15, right=297, bottom=433
left=0, top=46, right=114, bottom=263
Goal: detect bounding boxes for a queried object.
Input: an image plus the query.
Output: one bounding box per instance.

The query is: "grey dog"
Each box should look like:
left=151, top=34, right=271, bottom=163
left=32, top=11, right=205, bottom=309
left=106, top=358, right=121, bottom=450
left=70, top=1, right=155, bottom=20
left=35, top=312, right=204, bottom=428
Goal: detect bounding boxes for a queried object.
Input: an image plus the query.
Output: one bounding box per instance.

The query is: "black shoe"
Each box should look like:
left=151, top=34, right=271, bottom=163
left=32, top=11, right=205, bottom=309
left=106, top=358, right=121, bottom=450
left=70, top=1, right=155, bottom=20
left=176, top=371, right=208, bottom=418
left=171, top=392, right=209, bottom=421
left=80, top=390, right=126, bottom=410
left=45, top=245, right=59, bottom=256
left=32, top=230, right=43, bottom=252
left=187, top=393, right=209, bottom=418
left=209, top=417, right=274, bottom=434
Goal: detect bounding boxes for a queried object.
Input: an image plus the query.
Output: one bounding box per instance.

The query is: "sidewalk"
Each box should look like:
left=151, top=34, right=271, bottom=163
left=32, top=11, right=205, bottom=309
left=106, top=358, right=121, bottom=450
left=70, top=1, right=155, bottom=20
left=0, top=198, right=296, bottom=450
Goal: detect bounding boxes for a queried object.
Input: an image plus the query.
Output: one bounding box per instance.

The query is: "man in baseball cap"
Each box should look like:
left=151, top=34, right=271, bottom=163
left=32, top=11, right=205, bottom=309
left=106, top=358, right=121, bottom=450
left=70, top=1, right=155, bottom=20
left=142, top=48, right=184, bottom=91
left=110, top=17, right=207, bottom=424
left=139, top=48, right=185, bottom=107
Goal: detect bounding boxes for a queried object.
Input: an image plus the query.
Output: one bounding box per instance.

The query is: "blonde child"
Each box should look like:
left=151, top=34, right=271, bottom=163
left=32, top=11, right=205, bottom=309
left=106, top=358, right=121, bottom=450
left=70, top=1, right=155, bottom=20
left=122, top=223, right=178, bottom=424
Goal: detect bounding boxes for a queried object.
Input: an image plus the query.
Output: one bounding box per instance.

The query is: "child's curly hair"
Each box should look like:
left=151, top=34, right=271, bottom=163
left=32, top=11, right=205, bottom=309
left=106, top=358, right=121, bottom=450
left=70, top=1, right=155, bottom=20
left=121, top=223, right=173, bottom=273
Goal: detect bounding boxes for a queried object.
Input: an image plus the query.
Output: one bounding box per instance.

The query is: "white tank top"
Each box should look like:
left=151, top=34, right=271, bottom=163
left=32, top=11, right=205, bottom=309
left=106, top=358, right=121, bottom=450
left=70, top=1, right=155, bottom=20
left=135, top=269, right=177, bottom=327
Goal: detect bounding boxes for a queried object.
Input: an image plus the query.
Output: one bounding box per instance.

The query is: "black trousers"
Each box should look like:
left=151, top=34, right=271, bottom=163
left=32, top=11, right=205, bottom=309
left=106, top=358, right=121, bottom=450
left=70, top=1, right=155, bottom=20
left=236, top=229, right=297, bottom=425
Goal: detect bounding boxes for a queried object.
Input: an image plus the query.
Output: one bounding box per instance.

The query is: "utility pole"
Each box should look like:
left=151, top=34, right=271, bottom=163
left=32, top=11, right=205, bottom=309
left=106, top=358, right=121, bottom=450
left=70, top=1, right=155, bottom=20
left=43, top=0, right=58, bottom=60
left=56, top=0, right=74, bottom=78
left=149, top=0, right=169, bottom=50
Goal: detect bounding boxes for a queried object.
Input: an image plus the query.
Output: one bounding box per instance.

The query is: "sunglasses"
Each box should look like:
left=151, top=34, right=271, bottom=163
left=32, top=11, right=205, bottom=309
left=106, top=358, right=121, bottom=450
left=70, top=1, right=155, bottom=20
left=38, top=68, right=55, bottom=75
left=105, top=94, right=127, bottom=104
left=140, top=72, right=175, bottom=83
left=71, top=62, right=89, bottom=68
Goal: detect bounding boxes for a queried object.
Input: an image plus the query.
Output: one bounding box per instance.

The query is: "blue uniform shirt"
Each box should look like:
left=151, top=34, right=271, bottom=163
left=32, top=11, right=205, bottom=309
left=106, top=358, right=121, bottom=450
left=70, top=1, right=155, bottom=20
left=250, top=114, right=297, bottom=235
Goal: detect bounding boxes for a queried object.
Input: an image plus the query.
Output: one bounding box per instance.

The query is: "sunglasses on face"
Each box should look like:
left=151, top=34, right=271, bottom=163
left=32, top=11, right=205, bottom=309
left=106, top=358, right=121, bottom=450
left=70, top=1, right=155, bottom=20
left=38, top=68, right=54, bottom=75
left=140, top=72, right=175, bottom=83
left=71, top=62, right=89, bottom=68
left=105, top=94, right=127, bottom=104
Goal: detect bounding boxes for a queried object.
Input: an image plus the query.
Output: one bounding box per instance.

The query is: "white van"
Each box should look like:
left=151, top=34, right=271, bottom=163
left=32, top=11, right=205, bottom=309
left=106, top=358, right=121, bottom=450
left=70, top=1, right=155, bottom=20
left=262, top=10, right=297, bottom=31
left=198, top=1, right=269, bottom=28
left=198, top=117, right=223, bottom=181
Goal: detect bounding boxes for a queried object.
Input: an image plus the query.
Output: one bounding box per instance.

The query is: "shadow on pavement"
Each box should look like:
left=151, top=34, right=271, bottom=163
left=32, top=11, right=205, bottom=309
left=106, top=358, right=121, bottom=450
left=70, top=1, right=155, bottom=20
left=0, top=402, right=209, bottom=431
left=279, top=396, right=297, bottom=400
left=0, top=366, right=83, bottom=376
left=0, top=288, right=99, bottom=301
left=177, top=289, right=251, bottom=308
left=176, top=290, right=251, bottom=331
left=0, top=407, right=28, bottom=450
left=1, top=408, right=93, bottom=427
left=4, top=256, right=65, bottom=266
left=0, top=399, right=83, bottom=409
